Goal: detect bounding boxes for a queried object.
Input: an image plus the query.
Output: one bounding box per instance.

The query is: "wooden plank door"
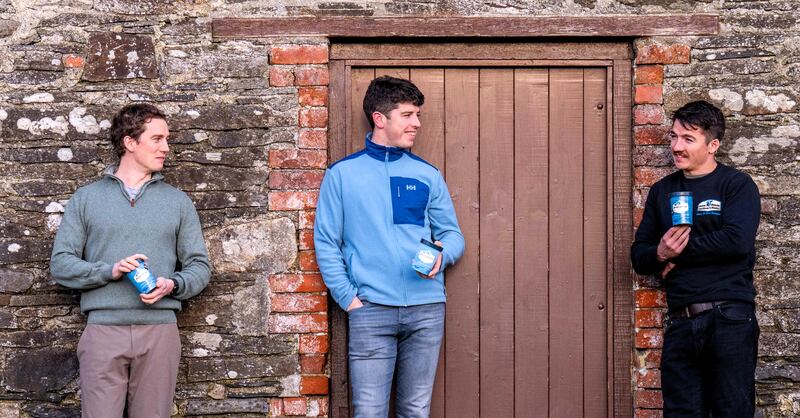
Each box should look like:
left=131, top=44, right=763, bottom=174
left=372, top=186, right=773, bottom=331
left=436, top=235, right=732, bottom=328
left=342, top=65, right=610, bottom=417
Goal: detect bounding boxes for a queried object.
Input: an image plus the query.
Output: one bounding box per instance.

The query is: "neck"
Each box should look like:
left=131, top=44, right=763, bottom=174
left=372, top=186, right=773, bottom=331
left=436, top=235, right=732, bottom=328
left=370, top=130, right=391, bottom=147
left=115, top=158, right=153, bottom=188
left=684, top=159, right=718, bottom=177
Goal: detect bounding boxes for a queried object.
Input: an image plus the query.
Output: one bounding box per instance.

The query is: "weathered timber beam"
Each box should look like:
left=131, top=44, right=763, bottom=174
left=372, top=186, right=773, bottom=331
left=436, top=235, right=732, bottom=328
left=212, top=15, right=719, bottom=38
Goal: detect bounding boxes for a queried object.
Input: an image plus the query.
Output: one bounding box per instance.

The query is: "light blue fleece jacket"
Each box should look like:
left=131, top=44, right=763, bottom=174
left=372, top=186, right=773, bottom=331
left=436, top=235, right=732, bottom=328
left=314, top=134, right=465, bottom=310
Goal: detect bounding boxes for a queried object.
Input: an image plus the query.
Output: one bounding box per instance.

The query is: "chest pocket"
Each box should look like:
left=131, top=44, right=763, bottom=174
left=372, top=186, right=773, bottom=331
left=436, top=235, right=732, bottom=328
left=390, top=177, right=430, bottom=226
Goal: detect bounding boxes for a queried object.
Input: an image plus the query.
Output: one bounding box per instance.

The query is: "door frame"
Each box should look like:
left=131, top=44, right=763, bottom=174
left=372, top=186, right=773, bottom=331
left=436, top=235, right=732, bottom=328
left=327, top=42, right=634, bottom=418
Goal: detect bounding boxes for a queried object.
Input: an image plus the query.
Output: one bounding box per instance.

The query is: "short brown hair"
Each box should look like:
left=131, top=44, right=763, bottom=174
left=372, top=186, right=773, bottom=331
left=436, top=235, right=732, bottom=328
left=363, top=76, right=424, bottom=129
left=109, top=103, right=166, bottom=158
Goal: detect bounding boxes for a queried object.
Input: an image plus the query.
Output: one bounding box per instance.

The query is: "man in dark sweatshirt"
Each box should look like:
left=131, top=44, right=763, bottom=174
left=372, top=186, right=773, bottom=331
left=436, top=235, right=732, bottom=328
left=631, top=101, right=760, bottom=417
left=50, top=104, right=211, bottom=418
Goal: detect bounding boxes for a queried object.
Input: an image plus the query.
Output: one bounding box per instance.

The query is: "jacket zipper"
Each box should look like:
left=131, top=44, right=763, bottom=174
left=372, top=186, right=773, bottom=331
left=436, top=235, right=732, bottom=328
left=384, top=150, right=407, bottom=306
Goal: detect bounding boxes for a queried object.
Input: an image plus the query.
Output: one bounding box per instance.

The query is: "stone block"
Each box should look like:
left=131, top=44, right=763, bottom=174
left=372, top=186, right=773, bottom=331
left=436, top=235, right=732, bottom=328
left=163, top=165, right=266, bottom=192
left=82, top=33, right=157, bottom=81
left=185, top=354, right=297, bottom=381
left=20, top=403, right=79, bottom=418
left=93, top=0, right=191, bottom=15
left=169, top=104, right=295, bottom=131
left=164, top=42, right=268, bottom=83
left=1, top=347, right=77, bottom=394
left=174, top=147, right=266, bottom=168
left=184, top=398, right=269, bottom=415
left=206, top=128, right=294, bottom=148
left=206, top=217, right=296, bottom=274
left=0, top=269, right=34, bottom=293
left=0, top=239, right=53, bottom=264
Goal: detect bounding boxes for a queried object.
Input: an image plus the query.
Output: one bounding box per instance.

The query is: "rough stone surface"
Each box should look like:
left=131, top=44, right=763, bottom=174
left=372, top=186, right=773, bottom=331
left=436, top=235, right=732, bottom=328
left=0, top=1, right=797, bottom=417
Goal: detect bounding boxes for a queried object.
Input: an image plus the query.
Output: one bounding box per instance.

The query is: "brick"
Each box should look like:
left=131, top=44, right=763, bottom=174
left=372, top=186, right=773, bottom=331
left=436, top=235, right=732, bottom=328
left=269, top=149, right=327, bottom=169
left=300, top=375, right=329, bottom=395
left=635, top=289, right=667, bottom=308
left=636, top=329, right=664, bottom=349
left=635, top=44, right=690, bottom=65
left=635, top=65, right=664, bottom=85
left=299, top=108, right=329, bottom=128
left=269, top=170, right=325, bottom=190
left=295, top=66, right=330, bottom=86
left=283, top=397, right=307, bottom=416
left=311, top=397, right=329, bottom=416
left=269, top=398, right=283, bottom=417
left=271, top=45, right=328, bottom=65
left=298, top=250, right=318, bottom=271
left=63, top=54, right=84, bottom=68
left=643, top=349, right=662, bottom=369
left=635, top=309, right=664, bottom=328
left=299, top=335, right=330, bottom=354
left=270, top=273, right=326, bottom=293
left=635, top=389, right=664, bottom=409
left=269, top=66, right=295, bottom=87
left=268, top=191, right=319, bottom=210
left=634, top=167, right=674, bottom=188
left=270, top=293, right=327, bottom=313
left=637, top=368, right=661, bottom=389
left=635, top=408, right=663, bottom=418
left=269, top=313, right=327, bottom=333
left=299, top=87, right=329, bottom=106
left=299, top=229, right=315, bottom=250
left=634, top=125, right=670, bottom=145
left=301, top=354, right=326, bottom=373
left=299, top=129, right=327, bottom=149
left=635, top=85, right=663, bottom=105
left=299, top=210, right=316, bottom=229
left=634, top=104, right=665, bottom=125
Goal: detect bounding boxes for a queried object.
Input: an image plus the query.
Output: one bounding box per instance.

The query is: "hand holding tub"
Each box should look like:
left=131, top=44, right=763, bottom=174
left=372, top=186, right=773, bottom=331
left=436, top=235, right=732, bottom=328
left=413, top=239, right=444, bottom=279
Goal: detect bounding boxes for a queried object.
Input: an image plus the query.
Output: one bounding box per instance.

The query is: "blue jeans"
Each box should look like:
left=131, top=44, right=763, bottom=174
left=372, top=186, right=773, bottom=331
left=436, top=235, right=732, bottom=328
left=661, top=302, right=759, bottom=417
left=348, top=301, right=445, bottom=418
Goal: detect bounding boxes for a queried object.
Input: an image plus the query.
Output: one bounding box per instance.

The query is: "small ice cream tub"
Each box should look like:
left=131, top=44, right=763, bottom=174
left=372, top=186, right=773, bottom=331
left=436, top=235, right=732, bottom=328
left=669, top=191, right=693, bottom=226
left=126, top=259, right=158, bottom=294
left=412, top=239, right=443, bottom=275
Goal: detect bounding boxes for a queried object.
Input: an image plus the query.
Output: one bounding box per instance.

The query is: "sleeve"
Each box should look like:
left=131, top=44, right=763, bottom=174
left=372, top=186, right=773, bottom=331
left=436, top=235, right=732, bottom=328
left=630, top=185, right=669, bottom=275
left=428, top=173, right=465, bottom=268
left=671, top=173, right=761, bottom=265
left=50, top=190, right=115, bottom=289
left=314, top=168, right=358, bottom=311
left=168, top=196, right=212, bottom=300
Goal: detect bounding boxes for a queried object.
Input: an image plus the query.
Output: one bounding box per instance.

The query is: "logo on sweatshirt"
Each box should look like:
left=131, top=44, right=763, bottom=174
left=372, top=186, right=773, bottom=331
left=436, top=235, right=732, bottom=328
left=697, top=199, right=721, bottom=216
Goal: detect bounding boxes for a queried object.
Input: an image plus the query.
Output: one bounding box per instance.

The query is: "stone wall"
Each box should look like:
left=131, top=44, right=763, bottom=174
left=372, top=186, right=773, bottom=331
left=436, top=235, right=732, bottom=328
left=0, top=1, right=797, bottom=417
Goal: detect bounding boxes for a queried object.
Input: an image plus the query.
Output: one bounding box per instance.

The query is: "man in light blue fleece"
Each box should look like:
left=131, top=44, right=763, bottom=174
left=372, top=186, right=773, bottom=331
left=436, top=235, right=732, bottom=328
left=315, top=76, right=465, bottom=418
left=50, top=104, right=211, bottom=418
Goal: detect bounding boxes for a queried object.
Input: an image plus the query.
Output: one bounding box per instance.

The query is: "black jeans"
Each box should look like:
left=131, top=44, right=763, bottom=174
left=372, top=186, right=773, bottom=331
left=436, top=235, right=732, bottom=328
left=661, top=302, right=759, bottom=417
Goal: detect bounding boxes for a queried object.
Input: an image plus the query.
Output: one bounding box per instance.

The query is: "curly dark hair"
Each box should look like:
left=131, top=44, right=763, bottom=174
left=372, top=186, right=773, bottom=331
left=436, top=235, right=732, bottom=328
left=672, top=100, right=725, bottom=143
left=363, top=76, right=425, bottom=129
left=109, top=103, right=167, bottom=158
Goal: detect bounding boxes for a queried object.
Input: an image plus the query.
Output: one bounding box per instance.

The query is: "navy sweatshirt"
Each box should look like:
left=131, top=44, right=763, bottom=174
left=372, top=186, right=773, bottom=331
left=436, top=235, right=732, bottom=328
left=630, top=163, right=760, bottom=311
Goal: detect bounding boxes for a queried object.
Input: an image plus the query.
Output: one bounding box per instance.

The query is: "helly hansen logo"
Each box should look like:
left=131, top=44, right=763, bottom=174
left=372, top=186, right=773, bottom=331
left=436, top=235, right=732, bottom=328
left=406, top=185, right=416, bottom=191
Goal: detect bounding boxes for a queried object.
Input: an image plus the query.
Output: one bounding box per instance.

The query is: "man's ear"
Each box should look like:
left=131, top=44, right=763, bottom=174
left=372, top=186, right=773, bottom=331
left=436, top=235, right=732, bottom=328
left=123, top=136, right=137, bottom=153
left=708, top=137, right=720, bottom=155
left=372, top=111, right=385, bottom=129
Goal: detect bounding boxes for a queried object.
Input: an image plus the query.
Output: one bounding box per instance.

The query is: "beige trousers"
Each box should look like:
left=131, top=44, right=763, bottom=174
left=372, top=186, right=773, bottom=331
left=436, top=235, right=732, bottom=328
left=77, top=324, right=181, bottom=418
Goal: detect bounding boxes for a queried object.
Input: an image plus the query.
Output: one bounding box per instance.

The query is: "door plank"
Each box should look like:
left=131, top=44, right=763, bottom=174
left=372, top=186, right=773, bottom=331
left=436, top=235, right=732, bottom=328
left=478, top=68, right=515, bottom=418
left=548, top=68, right=585, bottom=417
left=409, top=67, right=447, bottom=418
left=513, top=68, right=550, bottom=418
left=443, top=68, right=481, bottom=418
left=375, top=67, right=410, bottom=79
left=583, top=67, right=609, bottom=417
left=410, top=68, right=446, bottom=171
left=349, top=68, right=374, bottom=154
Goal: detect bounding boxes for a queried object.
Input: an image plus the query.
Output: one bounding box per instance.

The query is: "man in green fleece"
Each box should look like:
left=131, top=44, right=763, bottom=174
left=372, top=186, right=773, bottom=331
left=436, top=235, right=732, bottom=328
left=50, top=103, right=211, bottom=418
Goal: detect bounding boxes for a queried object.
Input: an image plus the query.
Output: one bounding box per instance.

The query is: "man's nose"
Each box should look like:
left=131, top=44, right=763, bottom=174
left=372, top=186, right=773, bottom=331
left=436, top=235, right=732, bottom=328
left=411, top=115, right=421, bottom=128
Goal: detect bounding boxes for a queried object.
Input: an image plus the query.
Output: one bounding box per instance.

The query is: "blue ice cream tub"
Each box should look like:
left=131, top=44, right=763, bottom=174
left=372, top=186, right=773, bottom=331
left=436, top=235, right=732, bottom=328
left=669, top=192, right=693, bottom=226
left=412, top=239, right=443, bottom=275
left=126, top=259, right=157, bottom=294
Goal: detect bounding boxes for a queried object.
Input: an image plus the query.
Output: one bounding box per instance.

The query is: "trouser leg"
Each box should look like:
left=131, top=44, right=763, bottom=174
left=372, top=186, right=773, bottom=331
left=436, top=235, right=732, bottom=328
left=127, top=324, right=182, bottom=418
left=348, top=302, right=398, bottom=418
left=705, top=303, right=759, bottom=418
left=661, top=315, right=708, bottom=418
left=394, top=303, right=445, bottom=418
left=78, top=325, right=131, bottom=418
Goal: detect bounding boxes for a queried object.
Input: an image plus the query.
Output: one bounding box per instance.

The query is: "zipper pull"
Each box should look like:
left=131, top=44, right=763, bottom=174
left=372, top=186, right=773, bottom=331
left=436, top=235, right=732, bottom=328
left=130, top=198, right=135, bottom=208
left=397, top=186, right=400, bottom=197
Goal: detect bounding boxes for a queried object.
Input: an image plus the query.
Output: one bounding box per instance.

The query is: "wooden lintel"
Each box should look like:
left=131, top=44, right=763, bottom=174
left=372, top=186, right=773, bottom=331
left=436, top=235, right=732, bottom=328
left=212, top=15, right=718, bottom=38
